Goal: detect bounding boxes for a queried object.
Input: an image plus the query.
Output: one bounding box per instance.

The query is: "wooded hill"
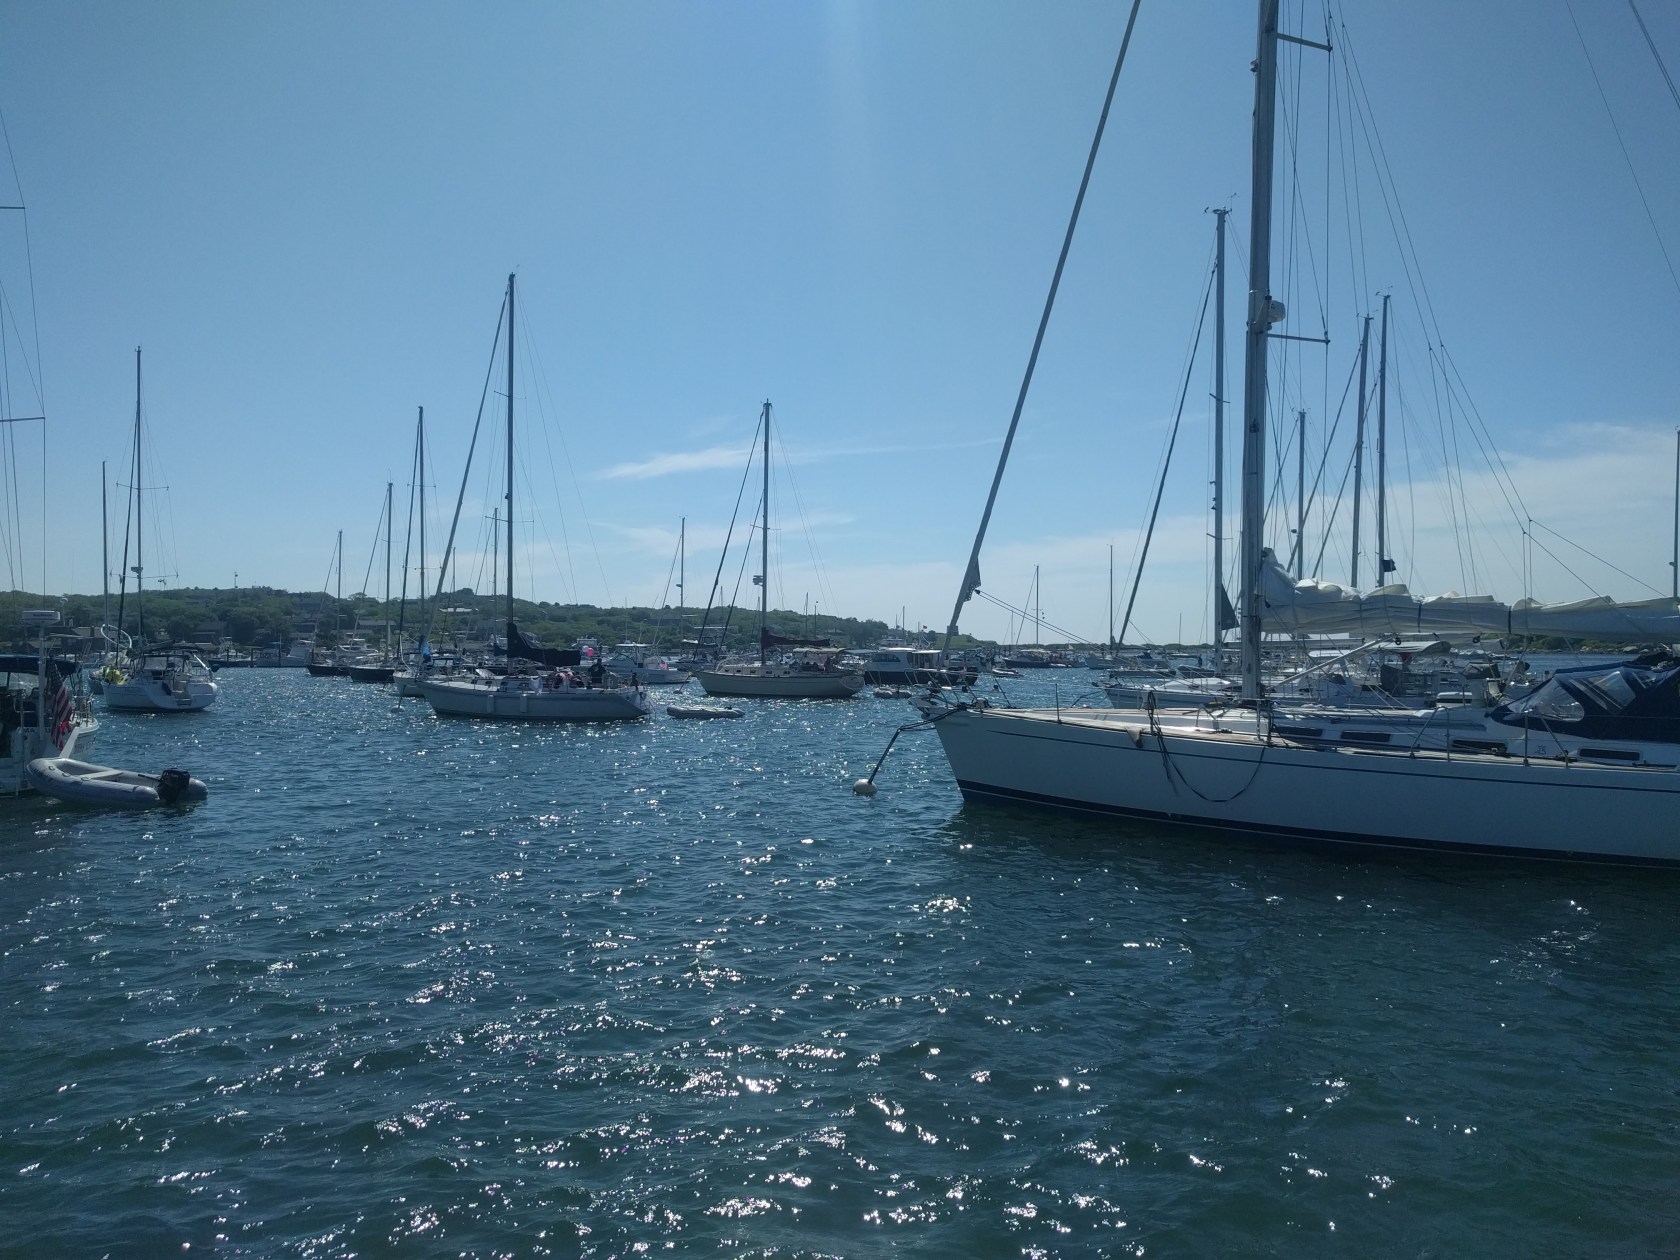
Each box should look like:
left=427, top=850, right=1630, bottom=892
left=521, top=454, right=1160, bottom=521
left=0, top=586, right=988, bottom=653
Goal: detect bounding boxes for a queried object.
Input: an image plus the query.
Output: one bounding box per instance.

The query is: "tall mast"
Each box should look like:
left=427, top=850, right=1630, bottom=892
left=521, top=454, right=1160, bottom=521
left=418, top=406, right=427, bottom=629
left=385, top=480, right=393, bottom=656
left=134, top=347, right=145, bottom=645
left=1351, top=315, right=1370, bottom=587
left=1293, top=409, right=1306, bottom=576
left=492, top=509, right=499, bottom=600
left=758, top=399, right=771, bottom=666
left=505, top=273, right=516, bottom=636
left=100, top=460, right=109, bottom=629
left=1672, top=428, right=1679, bottom=600
left=1034, top=564, right=1041, bottom=646
left=1212, top=206, right=1228, bottom=649
left=1107, top=543, right=1114, bottom=650
left=398, top=411, right=417, bottom=650
left=678, top=516, right=685, bottom=619
left=1238, top=0, right=1281, bottom=702
left=1375, top=292, right=1391, bottom=580
left=335, top=529, right=342, bottom=636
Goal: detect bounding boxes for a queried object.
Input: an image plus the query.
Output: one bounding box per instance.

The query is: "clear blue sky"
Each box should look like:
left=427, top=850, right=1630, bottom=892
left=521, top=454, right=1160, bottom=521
left=1, top=0, right=1677, bottom=645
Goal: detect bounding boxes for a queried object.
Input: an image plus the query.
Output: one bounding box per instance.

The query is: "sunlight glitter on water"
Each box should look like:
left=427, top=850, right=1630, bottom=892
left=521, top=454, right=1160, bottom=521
left=1, top=670, right=1677, bottom=1255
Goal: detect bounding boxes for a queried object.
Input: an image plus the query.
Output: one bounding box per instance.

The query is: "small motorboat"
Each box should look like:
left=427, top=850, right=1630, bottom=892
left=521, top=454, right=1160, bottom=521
left=26, top=758, right=208, bottom=808
left=666, top=703, right=744, bottom=720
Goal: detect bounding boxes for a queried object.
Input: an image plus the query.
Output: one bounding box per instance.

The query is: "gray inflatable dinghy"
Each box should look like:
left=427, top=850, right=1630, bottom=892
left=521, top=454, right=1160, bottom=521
left=26, top=758, right=208, bottom=807
left=666, top=704, right=744, bottom=719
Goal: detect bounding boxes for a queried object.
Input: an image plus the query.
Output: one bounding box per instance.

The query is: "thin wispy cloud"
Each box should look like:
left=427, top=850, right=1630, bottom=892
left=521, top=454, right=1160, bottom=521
left=595, top=435, right=997, bottom=481
left=597, top=446, right=752, bottom=480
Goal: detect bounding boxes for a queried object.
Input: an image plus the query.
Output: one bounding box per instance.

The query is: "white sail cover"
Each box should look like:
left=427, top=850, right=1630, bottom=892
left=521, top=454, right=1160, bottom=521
left=1255, top=551, right=1680, bottom=640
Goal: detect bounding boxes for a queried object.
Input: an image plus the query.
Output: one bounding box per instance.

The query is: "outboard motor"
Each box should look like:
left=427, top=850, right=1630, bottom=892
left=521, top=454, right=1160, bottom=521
left=156, top=768, right=193, bottom=805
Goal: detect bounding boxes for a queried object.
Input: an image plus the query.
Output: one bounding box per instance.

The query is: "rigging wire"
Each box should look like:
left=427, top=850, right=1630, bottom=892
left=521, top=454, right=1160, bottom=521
left=516, top=296, right=599, bottom=604
left=942, top=0, right=1143, bottom=647
left=1119, top=263, right=1214, bottom=645
left=431, top=288, right=507, bottom=620
left=1628, top=0, right=1680, bottom=118
left=0, top=102, right=45, bottom=592
left=1116, top=231, right=1220, bottom=639
left=1565, top=0, right=1680, bottom=303
left=397, top=431, right=419, bottom=641
left=694, top=410, right=764, bottom=649
left=358, top=492, right=387, bottom=600
left=1, top=424, right=16, bottom=587
left=1530, top=517, right=1664, bottom=597
left=719, top=510, right=759, bottom=649
left=972, top=587, right=1094, bottom=649
left=770, top=424, right=841, bottom=623
left=1328, top=13, right=1552, bottom=597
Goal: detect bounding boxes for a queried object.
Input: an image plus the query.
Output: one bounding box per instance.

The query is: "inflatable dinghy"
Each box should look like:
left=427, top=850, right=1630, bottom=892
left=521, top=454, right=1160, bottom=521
left=666, top=703, right=744, bottom=719
left=872, top=686, right=912, bottom=699
left=26, top=758, right=208, bottom=808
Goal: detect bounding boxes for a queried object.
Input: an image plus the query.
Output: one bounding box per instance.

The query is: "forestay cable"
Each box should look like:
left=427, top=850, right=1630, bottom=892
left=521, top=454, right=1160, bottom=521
left=942, top=0, right=1144, bottom=647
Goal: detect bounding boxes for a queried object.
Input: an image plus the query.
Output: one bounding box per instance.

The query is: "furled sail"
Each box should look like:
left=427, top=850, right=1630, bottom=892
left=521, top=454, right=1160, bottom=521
left=507, top=622, right=582, bottom=668
left=1254, top=550, right=1680, bottom=640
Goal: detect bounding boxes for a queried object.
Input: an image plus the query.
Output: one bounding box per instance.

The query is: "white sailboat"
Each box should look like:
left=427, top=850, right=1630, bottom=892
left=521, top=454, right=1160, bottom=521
left=103, top=347, right=218, bottom=713
left=695, top=401, right=866, bottom=700
left=419, top=274, right=650, bottom=722
left=917, top=0, right=1680, bottom=865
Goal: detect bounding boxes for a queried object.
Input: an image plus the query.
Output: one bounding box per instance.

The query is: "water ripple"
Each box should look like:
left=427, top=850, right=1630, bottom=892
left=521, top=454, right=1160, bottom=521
left=1, top=671, right=1677, bottom=1255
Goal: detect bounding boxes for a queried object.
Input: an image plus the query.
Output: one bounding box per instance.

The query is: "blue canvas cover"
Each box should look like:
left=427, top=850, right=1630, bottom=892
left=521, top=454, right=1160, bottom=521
left=1488, top=658, right=1680, bottom=744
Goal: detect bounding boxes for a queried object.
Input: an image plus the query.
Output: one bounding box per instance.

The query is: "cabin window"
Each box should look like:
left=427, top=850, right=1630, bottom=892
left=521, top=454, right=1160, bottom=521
left=1573, top=670, right=1636, bottom=711
left=1506, top=683, right=1585, bottom=723
left=1579, top=747, right=1640, bottom=763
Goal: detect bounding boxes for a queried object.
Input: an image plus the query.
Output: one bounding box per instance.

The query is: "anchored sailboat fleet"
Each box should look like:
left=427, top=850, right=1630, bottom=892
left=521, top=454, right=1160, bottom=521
left=915, top=0, right=1680, bottom=865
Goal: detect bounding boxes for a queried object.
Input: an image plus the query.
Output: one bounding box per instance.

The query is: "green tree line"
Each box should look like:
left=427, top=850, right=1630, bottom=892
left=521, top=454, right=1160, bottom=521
left=0, top=586, right=996, bottom=653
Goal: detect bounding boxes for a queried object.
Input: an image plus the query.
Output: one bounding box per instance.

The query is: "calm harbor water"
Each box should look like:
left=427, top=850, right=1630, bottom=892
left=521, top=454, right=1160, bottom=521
left=2, top=667, right=1676, bottom=1257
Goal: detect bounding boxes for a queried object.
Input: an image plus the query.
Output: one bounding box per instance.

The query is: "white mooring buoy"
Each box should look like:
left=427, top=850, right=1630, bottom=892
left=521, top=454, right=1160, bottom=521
left=852, top=778, right=877, bottom=797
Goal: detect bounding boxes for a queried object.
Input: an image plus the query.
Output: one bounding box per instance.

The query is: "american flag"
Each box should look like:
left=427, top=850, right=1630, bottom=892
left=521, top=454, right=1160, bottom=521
left=48, top=676, right=73, bottom=748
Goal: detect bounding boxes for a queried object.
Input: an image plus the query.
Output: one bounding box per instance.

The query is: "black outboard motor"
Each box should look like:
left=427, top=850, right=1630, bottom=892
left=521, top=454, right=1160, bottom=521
left=156, top=768, right=193, bottom=805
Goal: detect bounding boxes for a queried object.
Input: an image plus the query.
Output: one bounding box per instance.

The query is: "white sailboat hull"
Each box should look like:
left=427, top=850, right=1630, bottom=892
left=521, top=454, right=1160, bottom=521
left=104, top=675, right=218, bottom=712
left=695, top=666, right=866, bottom=699
left=392, top=670, right=427, bottom=698
left=922, top=702, right=1680, bottom=865
left=418, top=676, right=649, bottom=721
